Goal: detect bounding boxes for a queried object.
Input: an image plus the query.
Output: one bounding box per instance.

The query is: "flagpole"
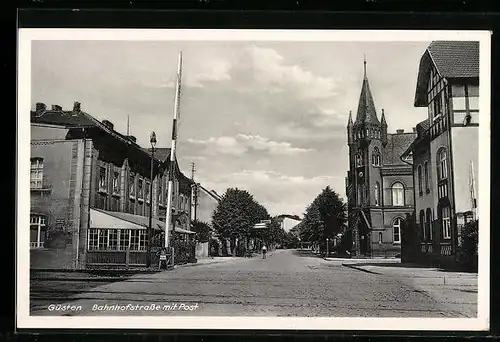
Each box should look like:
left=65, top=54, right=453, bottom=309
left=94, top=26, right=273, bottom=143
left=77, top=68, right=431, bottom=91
left=470, top=160, right=477, bottom=221
left=165, top=51, right=183, bottom=267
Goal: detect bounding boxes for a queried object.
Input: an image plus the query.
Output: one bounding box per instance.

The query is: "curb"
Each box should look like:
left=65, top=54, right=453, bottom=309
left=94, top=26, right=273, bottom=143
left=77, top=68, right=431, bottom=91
left=342, top=263, right=381, bottom=275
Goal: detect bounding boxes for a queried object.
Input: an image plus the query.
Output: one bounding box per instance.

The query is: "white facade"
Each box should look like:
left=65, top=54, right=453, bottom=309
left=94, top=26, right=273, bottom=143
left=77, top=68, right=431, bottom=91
left=281, top=217, right=301, bottom=233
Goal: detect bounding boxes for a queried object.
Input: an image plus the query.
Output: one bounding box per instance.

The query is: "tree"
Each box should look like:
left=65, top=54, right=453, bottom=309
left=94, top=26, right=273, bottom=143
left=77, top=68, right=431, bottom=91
left=191, top=220, right=212, bottom=243
left=300, top=186, right=347, bottom=252
left=458, top=219, right=478, bottom=272
left=212, top=188, right=269, bottom=256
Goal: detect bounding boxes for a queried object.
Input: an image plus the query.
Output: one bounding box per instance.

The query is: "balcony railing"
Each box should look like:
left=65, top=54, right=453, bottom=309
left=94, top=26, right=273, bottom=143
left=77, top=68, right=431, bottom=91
left=30, top=241, right=45, bottom=248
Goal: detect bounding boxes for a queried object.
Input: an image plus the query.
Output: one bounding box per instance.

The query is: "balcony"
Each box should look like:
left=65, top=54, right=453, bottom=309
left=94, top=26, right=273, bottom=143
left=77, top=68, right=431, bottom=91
left=30, top=241, right=45, bottom=248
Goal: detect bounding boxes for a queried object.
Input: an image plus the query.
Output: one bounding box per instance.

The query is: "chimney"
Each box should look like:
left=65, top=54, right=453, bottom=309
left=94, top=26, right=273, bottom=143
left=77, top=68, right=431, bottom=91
left=35, top=102, right=46, bottom=113
left=413, top=127, right=417, bottom=134
left=127, top=135, right=137, bottom=143
left=73, top=101, right=81, bottom=112
left=51, top=104, right=62, bottom=111
left=396, top=129, right=404, bottom=134
left=102, top=120, right=114, bottom=131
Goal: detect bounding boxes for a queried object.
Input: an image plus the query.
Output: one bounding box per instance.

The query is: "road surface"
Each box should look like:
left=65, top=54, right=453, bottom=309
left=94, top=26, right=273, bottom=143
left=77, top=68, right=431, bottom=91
left=30, top=249, right=474, bottom=317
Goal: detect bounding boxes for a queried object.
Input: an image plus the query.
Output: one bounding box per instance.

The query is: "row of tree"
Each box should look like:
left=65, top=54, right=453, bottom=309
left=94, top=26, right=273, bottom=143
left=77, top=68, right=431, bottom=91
left=191, top=186, right=345, bottom=257
left=299, top=186, right=348, bottom=254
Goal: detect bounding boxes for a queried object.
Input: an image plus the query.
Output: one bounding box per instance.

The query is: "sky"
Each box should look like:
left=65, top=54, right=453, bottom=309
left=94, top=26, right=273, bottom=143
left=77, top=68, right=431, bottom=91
left=31, top=39, right=430, bottom=217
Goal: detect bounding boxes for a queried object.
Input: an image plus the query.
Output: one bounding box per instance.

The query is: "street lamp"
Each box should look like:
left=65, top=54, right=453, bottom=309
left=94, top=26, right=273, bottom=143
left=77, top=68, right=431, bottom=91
left=147, top=131, right=157, bottom=268
left=326, top=237, right=330, bottom=258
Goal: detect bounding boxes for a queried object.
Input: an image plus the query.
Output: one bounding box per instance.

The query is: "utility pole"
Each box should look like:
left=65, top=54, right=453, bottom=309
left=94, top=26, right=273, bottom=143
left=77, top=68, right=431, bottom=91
left=191, top=162, right=198, bottom=222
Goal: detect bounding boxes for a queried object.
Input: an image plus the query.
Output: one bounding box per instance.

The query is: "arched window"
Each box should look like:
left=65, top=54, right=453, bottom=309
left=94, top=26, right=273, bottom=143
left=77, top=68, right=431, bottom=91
left=391, top=182, right=405, bottom=206
left=393, top=218, right=402, bottom=243
left=378, top=232, right=383, bottom=244
left=424, top=161, right=429, bottom=191
left=420, top=210, right=426, bottom=240
left=426, top=208, right=433, bottom=241
left=372, top=147, right=381, bottom=166
left=374, top=182, right=380, bottom=206
left=438, top=148, right=448, bottom=180
left=417, top=165, right=423, bottom=194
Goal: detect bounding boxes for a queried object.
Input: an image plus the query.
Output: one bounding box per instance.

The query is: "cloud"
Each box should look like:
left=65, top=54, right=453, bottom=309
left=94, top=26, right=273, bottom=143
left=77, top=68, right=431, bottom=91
left=187, top=134, right=312, bottom=156
left=203, top=170, right=344, bottom=216
left=246, top=46, right=339, bottom=99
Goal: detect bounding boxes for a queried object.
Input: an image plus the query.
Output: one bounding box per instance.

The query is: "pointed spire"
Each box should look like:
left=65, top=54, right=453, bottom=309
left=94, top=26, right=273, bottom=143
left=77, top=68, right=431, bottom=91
left=348, top=110, right=353, bottom=124
left=381, top=109, right=387, bottom=126
left=363, top=54, right=367, bottom=78
left=354, top=59, right=380, bottom=126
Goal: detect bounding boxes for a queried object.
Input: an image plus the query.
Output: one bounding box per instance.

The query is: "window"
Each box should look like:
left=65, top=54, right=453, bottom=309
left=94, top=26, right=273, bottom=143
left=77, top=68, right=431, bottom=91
left=433, top=93, right=443, bottom=119
left=438, top=149, right=448, bottom=180
left=417, top=165, right=423, bottom=194
left=391, top=182, right=404, bottom=206
left=452, top=84, right=479, bottom=125
left=129, top=173, right=135, bottom=198
left=424, top=162, right=429, bottom=191
left=113, top=172, right=120, bottom=194
left=119, top=229, right=130, bottom=251
left=30, top=214, right=46, bottom=248
left=372, top=147, right=381, bottom=166
left=420, top=210, right=426, bottom=241
left=145, top=181, right=151, bottom=202
left=426, top=208, right=433, bottom=241
left=356, top=154, right=362, bottom=167
left=98, top=229, right=108, bottom=250
left=374, top=182, right=380, bottom=206
left=30, top=158, right=44, bottom=189
left=105, top=229, right=117, bottom=250
left=138, top=179, right=144, bottom=199
left=378, top=232, right=383, bottom=244
left=393, top=218, right=402, bottom=243
left=130, top=230, right=140, bottom=250
left=88, top=228, right=99, bottom=250
left=442, top=206, right=451, bottom=239
left=99, top=167, right=107, bottom=192
left=139, top=230, right=147, bottom=251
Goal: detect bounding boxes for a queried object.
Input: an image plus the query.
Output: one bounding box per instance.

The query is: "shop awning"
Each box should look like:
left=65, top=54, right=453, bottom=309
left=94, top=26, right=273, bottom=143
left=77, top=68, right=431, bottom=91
left=90, top=208, right=195, bottom=234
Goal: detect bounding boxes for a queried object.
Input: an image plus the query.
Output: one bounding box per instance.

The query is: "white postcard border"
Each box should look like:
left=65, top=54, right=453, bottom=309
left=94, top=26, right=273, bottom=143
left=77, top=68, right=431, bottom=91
left=17, top=28, right=491, bottom=331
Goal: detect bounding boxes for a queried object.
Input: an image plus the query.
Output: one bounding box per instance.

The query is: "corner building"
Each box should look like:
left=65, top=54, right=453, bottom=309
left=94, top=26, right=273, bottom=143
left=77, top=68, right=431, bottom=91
left=346, top=62, right=416, bottom=257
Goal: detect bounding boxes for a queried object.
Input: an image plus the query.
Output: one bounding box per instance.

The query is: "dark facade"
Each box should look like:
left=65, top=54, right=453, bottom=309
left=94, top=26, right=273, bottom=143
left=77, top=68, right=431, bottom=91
left=401, top=41, right=479, bottom=267
left=345, top=63, right=416, bottom=258
left=30, top=102, right=194, bottom=269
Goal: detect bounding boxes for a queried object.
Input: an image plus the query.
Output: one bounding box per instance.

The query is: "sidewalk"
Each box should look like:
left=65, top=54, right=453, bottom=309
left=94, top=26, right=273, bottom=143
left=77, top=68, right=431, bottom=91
left=342, top=263, right=478, bottom=318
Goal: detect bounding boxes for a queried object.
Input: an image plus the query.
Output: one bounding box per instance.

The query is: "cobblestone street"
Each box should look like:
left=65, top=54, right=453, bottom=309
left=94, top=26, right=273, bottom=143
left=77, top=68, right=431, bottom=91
left=30, top=249, right=477, bottom=317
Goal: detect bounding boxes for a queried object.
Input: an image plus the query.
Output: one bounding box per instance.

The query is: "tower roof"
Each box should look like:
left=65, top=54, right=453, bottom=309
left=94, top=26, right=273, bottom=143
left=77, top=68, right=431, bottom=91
left=354, top=59, right=380, bottom=126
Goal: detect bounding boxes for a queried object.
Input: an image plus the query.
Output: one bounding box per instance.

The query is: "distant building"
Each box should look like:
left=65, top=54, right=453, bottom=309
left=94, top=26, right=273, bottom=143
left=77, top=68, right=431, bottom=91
left=401, top=41, right=479, bottom=267
left=345, top=61, right=416, bottom=258
left=276, top=214, right=301, bottom=233
left=30, top=102, right=195, bottom=270
left=192, top=184, right=221, bottom=226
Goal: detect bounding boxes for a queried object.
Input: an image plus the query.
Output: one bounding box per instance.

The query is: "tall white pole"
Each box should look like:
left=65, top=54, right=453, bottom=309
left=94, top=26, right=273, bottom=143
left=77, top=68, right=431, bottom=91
left=165, top=51, right=183, bottom=262
left=470, top=160, right=477, bottom=221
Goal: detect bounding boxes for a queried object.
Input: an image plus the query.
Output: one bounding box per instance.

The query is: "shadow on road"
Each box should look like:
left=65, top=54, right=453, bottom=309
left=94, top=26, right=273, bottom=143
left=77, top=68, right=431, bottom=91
left=292, top=249, right=321, bottom=258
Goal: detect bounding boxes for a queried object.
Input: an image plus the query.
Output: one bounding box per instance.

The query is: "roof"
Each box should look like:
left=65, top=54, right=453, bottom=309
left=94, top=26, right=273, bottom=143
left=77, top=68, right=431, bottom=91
left=198, top=184, right=222, bottom=201
left=142, top=148, right=172, bottom=162
left=414, top=41, right=479, bottom=107
left=382, top=132, right=416, bottom=165
left=354, top=75, right=380, bottom=126
left=92, top=208, right=195, bottom=234
left=415, top=119, right=430, bottom=137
